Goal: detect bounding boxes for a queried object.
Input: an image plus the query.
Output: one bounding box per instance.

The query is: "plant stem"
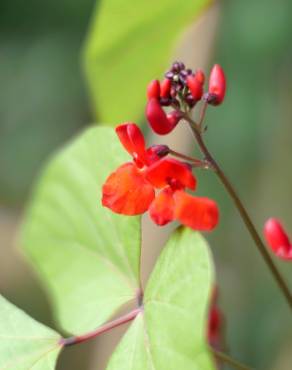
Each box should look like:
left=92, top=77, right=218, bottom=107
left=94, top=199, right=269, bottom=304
left=168, top=149, right=212, bottom=169
left=60, top=308, right=141, bottom=347
left=186, top=116, right=292, bottom=310
left=211, top=348, right=254, bottom=370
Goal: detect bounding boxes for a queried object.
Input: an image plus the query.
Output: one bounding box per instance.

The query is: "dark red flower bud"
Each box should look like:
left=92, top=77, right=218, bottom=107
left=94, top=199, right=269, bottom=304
left=166, top=111, right=182, bottom=127
left=160, top=78, right=172, bottom=98
left=147, top=80, right=160, bottom=100
left=208, top=64, right=226, bottom=105
left=186, top=75, right=203, bottom=101
left=146, top=98, right=179, bottom=135
left=264, top=218, right=292, bottom=260
left=146, top=145, right=169, bottom=164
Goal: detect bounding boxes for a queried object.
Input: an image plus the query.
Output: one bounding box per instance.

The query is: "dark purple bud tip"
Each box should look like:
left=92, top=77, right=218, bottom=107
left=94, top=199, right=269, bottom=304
left=204, top=92, right=219, bottom=105
left=150, top=145, right=170, bottom=158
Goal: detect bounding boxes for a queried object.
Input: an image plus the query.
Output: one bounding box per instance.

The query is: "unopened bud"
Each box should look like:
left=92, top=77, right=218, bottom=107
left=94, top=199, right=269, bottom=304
left=208, top=64, right=226, bottom=106
left=147, top=80, right=160, bottom=100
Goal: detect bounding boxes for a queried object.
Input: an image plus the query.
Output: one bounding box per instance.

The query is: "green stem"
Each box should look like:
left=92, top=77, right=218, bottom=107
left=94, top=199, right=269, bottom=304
left=186, top=116, right=292, bottom=310
left=211, top=348, right=254, bottom=370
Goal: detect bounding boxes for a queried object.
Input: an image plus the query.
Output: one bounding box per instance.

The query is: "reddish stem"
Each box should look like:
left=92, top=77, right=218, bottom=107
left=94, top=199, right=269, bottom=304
left=60, top=308, right=141, bottom=347
left=185, top=113, right=292, bottom=310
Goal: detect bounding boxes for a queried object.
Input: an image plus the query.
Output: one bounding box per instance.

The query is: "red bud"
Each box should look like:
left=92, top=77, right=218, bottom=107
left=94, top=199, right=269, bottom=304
left=264, top=218, right=292, bottom=260
left=160, top=78, right=172, bottom=98
left=146, top=98, right=179, bottom=135
left=208, top=64, right=226, bottom=105
left=147, top=80, right=160, bottom=99
left=195, top=69, right=205, bottom=85
left=146, top=145, right=170, bottom=164
left=186, top=75, right=203, bottom=101
left=166, top=111, right=182, bottom=126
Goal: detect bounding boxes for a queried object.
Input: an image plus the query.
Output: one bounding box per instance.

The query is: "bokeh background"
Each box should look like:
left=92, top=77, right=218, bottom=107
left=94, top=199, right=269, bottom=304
left=1, top=0, right=292, bottom=369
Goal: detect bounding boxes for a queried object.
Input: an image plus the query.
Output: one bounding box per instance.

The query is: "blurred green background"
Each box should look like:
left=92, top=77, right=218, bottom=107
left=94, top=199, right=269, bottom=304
left=1, top=0, right=292, bottom=369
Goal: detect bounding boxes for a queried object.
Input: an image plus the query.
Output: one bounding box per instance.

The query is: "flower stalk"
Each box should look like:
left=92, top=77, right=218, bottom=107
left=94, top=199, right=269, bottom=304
left=185, top=111, right=292, bottom=310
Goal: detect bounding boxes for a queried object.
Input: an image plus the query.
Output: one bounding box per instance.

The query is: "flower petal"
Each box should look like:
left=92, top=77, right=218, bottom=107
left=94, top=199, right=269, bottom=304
left=149, top=187, right=175, bottom=226
left=174, top=191, right=219, bottom=231
left=116, top=123, right=147, bottom=164
left=145, top=158, right=196, bottom=190
left=102, top=163, right=155, bottom=215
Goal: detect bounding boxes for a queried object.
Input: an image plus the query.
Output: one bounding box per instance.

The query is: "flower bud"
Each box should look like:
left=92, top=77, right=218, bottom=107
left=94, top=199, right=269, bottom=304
left=147, top=80, right=160, bottom=99
left=186, top=75, right=203, bottom=101
left=160, top=78, right=172, bottom=98
left=195, top=69, right=205, bottom=85
left=146, top=145, right=169, bottom=164
left=208, top=64, right=226, bottom=105
left=146, top=98, right=179, bottom=135
left=166, top=111, right=182, bottom=127
left=264, top=218, right=292, bottom=260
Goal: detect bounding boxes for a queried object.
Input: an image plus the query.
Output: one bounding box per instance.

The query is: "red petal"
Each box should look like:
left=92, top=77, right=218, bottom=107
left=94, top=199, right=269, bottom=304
left=102, top=163, right=154, bottom=215
left=116, top=123, right=146, bottom=163
left=264, top=218, right=292, bottom=259
left=146, top=98, right=178, bottom=135
left=149, top=187, right=175, bottom=226
left=174, top=191, right=219, bottom=231
left=145, top=158, right=196, bottom=190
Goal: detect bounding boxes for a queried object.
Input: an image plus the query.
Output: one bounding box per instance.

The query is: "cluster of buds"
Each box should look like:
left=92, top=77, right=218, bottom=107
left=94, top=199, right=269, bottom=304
left=101, top=62, right=226, bottom=231
left=264, top=218, right=292, bottom=261
left=146, top=62, right=226, bottom=135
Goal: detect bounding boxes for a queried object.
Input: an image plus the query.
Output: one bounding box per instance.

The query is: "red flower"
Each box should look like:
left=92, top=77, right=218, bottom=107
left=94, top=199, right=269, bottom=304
left=102, top=123, right=219, bottom=231
left=264, top=218, right=292, bottom=260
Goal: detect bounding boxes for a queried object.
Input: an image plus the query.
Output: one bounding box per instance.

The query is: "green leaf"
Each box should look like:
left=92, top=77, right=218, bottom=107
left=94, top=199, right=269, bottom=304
left=0, top=295, right=61, bottom=369
left=22, top=127, right=141, bottom=334
left=107, top=227, right=215, bottom=370
left=83, top=0, right=211, bottom=124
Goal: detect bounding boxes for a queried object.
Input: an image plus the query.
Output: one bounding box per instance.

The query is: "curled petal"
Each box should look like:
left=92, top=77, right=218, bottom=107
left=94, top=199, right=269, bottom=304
left=149, top=187, right=175, bottom=226
left=264, top=218, right=292, bottom=260
left=102, top=163, right=155, bottom=215
left=116, top=123, right=146, bottom=164
left=146, top=98, right=178, bottom=135
left=174, top=191, right=219, bottom=231
left=145, top=158, right=196, bottom=190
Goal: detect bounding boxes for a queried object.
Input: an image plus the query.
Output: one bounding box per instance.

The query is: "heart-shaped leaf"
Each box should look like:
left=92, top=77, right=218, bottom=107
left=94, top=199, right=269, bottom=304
left=107, top=227, right=215, bottom=370
left=22, top=127, right=141, bottom=334
left=83, top=0, right=212, bottom=123
left=0, top=295, right=62, bottom=369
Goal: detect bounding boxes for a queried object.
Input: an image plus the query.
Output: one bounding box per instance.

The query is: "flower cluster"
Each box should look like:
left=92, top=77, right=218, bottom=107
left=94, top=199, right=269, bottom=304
left=264, top=218, right=292, bottom=260
left=101, top=62, right=226, bottom=231
left=146, top=62, right=226, bottom=135
left=102, top=123, right=218, bottom=230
